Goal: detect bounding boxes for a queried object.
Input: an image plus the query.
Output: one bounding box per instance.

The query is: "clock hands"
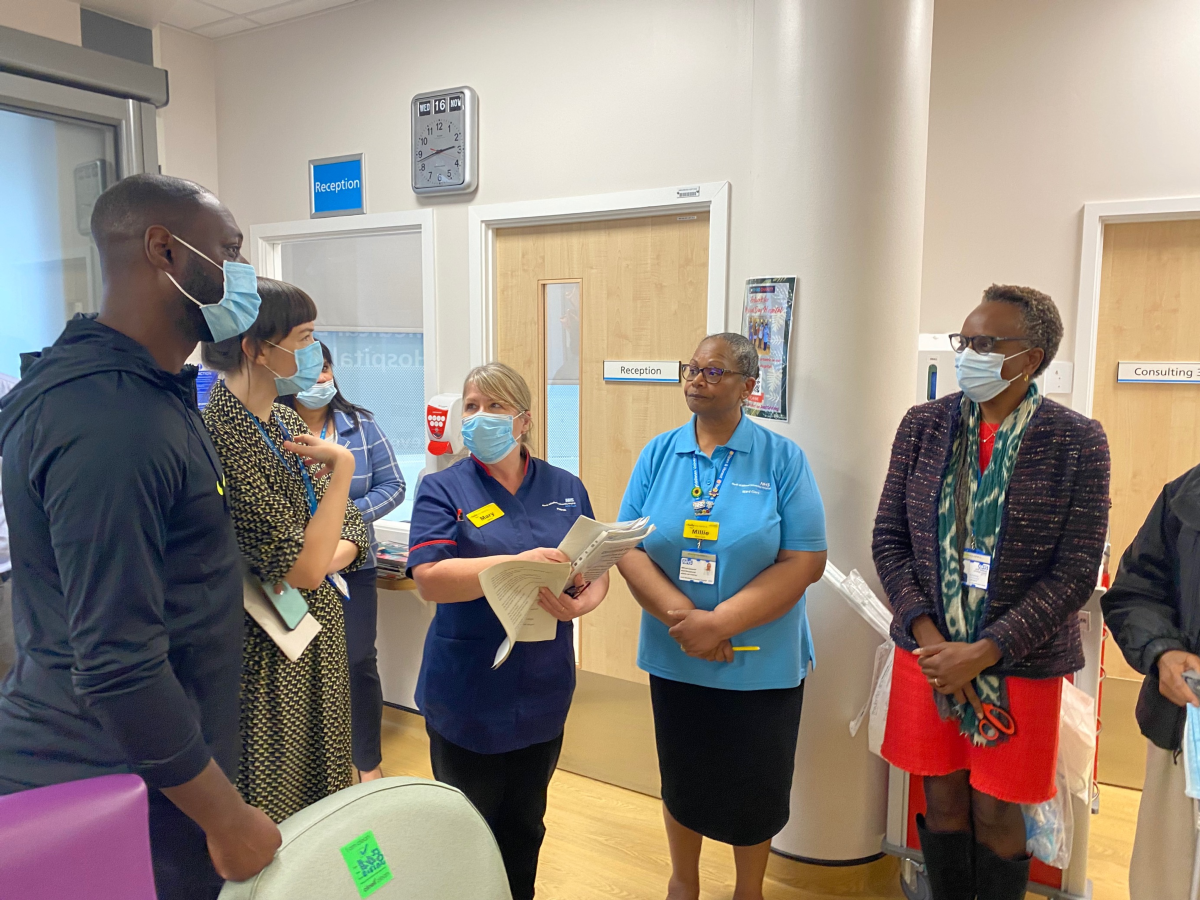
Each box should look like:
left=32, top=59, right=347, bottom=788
left=421, top=144, right=457, bottom=161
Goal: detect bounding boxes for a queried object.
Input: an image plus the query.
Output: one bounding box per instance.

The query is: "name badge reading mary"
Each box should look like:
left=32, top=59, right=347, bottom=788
left=466, top=503, right=505, bottom=527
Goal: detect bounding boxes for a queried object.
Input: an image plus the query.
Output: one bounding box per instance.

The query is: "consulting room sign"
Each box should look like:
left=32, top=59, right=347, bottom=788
left=603, top=361, right=680, bottom=383
left=310, top=153, right=365, bottom=218
left=1117, top=361, right=1200, bottom=384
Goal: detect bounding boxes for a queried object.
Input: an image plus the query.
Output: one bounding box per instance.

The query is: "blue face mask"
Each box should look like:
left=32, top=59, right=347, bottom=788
left=955, top=347, right=1031, bottom=403
left=267, top=340, right=324, bottom=396
left=461, top=412, right=522, bottom=464
left=296, top=379, right=337, bottom=409
left=168, top=235, right=261, bottom=343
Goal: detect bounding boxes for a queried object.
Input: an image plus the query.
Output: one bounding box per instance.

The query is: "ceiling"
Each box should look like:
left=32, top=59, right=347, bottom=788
left=83, top=0, right=362, bottom=39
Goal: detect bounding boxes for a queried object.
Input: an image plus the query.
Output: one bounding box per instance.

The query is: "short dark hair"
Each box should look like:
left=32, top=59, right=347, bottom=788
left=90, top=173, right=213, bottom=251
left=981, top=284, right=1062, bottom=377
left=201, top=278, right=318, bottom=373
left=701, top=332, right=760, bottom=382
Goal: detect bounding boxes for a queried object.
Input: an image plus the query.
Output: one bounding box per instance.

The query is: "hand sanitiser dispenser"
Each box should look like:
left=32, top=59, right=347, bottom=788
left=915, top=333, right=959, bottom=404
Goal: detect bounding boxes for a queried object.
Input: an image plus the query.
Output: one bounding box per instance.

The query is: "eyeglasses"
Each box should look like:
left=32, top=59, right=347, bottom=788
left=681, top=363, right=753, bottom=384
left=949, top=333, right=1032, bottom=355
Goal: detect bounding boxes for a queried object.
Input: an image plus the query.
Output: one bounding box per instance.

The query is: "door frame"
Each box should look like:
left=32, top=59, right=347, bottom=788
left=1073, top=196, right=1200, bottom=416
left=249, top=209, right=438, bottom=404
left=467, top=181, right=731, bottom=367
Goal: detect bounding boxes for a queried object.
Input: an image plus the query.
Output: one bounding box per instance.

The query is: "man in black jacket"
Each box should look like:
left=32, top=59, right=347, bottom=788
left=0, top=174, right=279, bottom=898
left=1102, top=464, right=1200, bottom=900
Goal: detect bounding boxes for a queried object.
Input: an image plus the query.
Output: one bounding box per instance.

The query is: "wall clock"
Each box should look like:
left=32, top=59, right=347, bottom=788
left=410, top=86, right=478, bottom=194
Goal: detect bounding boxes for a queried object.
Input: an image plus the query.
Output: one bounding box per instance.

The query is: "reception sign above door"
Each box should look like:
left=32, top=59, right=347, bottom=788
left=1117, top=361, right=1200, bottom=384
left=602, top=360, right=680, bottom=383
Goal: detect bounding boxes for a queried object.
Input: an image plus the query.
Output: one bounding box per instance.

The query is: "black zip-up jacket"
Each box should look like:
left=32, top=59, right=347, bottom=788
left=0, top=316, right=244, bottom=793
left=1103, top=464, right=1200, bottom=752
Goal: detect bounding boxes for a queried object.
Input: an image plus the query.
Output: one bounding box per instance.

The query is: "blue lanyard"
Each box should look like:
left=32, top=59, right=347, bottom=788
left=690, top=448, right=735, bottom=517
left=249, top=414, right=318, bottom=516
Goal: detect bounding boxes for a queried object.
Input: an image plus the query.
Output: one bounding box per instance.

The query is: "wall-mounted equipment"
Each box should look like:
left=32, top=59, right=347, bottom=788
left=410, top=86, right=478, bottom=195
left=425, top=393, right=463, bottom=467
left=309, top=153, right=365, bottom=218
left=916, top=333, right=958, bottom=403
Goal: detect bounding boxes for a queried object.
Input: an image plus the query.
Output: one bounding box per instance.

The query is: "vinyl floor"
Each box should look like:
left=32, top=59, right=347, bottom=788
left=380, top=708, right=1138, bottom=900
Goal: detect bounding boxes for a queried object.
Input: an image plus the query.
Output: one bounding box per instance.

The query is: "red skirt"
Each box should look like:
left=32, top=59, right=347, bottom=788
left=881, top=645, right=1062, bottom=805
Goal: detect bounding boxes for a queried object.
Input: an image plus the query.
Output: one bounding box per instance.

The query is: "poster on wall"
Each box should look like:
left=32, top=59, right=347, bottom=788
left=740, top=276, right=796, bottom=421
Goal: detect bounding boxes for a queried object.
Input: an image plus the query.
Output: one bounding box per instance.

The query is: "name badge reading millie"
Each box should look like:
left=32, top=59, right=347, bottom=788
left=680, top=550, right=717, bottom=585
left=683, top=519, right=719, bottom=542
left=962, top=549, right=991, bottom=590
left=466, top=503, right=505, bottom=527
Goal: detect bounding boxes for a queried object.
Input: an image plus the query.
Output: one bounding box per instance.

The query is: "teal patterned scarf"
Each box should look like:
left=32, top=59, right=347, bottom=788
left=936, top=383, right=1042, bottom=744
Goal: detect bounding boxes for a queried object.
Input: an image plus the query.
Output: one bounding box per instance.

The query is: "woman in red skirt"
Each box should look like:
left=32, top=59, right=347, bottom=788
left=872, top=285, right=1110, bottom=900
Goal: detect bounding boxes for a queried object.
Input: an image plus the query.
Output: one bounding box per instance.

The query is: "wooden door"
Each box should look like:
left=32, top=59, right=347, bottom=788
left=494, top=213, right=710, bottom=683
left=1092, top=219, right=1200, bottom=788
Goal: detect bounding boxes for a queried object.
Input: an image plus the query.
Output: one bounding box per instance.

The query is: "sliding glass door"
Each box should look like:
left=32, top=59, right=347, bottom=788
left=0, top=72, right=155, bottom=379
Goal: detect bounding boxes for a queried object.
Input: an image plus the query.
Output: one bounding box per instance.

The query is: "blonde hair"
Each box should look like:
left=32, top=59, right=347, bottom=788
left=463, top=362, right=534, bottom=451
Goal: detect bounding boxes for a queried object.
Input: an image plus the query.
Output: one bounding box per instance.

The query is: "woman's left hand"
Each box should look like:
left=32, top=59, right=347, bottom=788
left=667, top=608, right=729, bottom=659
left=915, top=639, right=1002, bottom=695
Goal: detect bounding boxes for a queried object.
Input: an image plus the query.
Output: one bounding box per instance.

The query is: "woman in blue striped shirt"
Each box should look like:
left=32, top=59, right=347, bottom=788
left=285, top=343, right=406, bottom=781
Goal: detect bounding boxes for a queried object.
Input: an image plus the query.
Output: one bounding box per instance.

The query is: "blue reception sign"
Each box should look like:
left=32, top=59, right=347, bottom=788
left=310, top=153, right=365, bottom=218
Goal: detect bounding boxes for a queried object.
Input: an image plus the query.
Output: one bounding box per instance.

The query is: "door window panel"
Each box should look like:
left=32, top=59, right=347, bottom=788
left=544, top=281, right=581, bottom=475
left=283, top=233, right=424, bottom=521
left=0, top=108, right=116, bottom=378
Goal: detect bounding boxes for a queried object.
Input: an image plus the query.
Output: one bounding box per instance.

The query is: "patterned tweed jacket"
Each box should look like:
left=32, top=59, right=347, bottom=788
left=872, top=393, right=1110, bottom=679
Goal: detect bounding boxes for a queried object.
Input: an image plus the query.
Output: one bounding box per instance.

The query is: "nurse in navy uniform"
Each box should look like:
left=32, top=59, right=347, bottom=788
left=407, top=362, right=610, bottom=900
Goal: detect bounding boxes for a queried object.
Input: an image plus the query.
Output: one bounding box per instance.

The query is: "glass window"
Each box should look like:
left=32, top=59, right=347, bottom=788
left=544, top=282, right=581, bottom=475
left=0, top=108, right=116, bottom=378
left=282, top=232, right=425, bottom=522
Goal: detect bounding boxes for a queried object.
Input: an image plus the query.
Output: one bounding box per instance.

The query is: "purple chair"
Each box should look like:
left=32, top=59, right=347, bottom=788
left=0, top=773, right=157, bottom=900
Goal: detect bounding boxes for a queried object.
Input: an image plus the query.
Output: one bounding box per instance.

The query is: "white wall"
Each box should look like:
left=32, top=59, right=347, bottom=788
left=213, top=0, right=753, bottom=390
left=0, top=0, right=81, bottom=44
left=153, top=24, right=219, bottom=194
left=921, top=0, right=1200, bottom=363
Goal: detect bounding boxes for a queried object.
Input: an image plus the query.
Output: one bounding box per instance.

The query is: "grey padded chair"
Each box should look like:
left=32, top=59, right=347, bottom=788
left=219, top=776, right=512, bottom=900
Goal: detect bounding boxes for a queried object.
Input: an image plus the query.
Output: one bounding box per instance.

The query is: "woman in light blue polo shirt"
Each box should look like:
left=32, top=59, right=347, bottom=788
left=617, top=332, right=827, bottom=900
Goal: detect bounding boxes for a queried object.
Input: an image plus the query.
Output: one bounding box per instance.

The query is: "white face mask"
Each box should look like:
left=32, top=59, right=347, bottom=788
left=954, top=347, right=1031, bottom=403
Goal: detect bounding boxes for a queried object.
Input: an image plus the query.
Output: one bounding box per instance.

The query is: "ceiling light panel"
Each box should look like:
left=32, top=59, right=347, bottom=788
left=248, top=0, right=356, bottom=26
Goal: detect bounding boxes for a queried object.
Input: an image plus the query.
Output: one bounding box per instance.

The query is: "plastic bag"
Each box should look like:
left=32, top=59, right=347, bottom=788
left=823, top=562, right=892, bottom=639
left=1058, top=679, right=1097, bottom=803
left=849, top=639, right=895, bottom=760
left=1023, top=769, right=1073, bottom=869
left=1183, top=703, right=1200, bottom=800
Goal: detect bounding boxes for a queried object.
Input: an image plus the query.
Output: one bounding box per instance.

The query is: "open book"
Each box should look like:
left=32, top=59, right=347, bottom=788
left=478, top=516, right=655, bottom=667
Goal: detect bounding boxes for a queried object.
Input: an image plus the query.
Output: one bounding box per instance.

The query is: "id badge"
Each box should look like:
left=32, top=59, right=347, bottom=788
left=962, top=549, right=991, bottom=590
left=328, top=572, right=350, bottom=599
left=679, top=550, right=717, bottom=585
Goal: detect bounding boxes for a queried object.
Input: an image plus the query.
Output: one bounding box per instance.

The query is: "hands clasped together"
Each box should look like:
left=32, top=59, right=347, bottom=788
left=911, top=615, right=1003, bottom=721
left=666, top=608, right=735, bottom=664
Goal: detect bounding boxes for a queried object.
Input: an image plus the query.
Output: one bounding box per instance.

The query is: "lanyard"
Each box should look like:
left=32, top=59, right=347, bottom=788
left=249, top=414, right=318, bottom=516
left=691, top=448, right=734, bottom=517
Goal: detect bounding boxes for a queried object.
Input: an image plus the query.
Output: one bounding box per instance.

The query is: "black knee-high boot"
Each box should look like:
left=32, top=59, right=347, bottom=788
left=916, top=814, right=975, bottom=900
left=974, top=840, right=1031, bottom=900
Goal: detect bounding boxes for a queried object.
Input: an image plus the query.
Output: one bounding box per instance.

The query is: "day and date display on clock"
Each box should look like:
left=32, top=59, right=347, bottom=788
left=410, top=87, right=478, bottom=195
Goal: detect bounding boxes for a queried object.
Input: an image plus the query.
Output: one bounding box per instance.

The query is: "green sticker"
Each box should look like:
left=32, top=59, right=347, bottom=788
left=339, top=830, right=393, bottom=898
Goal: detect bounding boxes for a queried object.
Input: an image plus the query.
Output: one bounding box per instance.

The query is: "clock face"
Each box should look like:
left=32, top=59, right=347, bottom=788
left=414, top=93, right=466, bottom=188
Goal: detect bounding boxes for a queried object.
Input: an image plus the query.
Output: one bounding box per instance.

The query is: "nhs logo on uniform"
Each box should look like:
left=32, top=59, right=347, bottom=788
left=310, top=154, right=365, bottom=218
left=543, top=497, right=578, bottom=510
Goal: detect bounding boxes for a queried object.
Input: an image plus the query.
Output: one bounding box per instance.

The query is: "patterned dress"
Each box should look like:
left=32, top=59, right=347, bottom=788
left=203, top=380, right=368, bottom=822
